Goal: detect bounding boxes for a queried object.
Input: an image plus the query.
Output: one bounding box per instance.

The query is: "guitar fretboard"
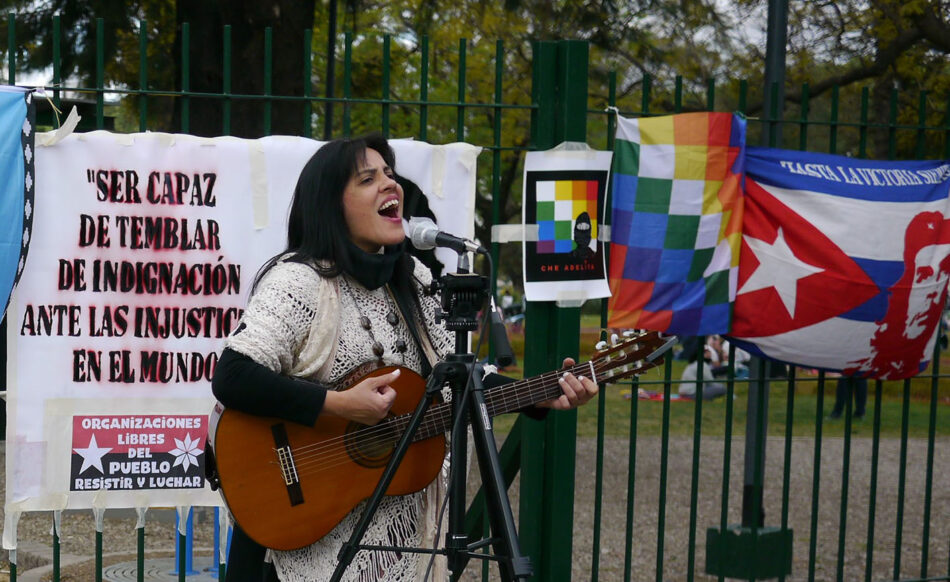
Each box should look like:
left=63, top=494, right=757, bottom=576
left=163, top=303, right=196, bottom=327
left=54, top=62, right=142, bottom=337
left=385, top=362, right=598, bottom=442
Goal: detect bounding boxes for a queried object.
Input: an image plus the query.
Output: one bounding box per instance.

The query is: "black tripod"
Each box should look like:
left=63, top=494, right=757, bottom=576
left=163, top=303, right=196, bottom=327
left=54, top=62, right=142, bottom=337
left=331, top=255, right=532, bottom=581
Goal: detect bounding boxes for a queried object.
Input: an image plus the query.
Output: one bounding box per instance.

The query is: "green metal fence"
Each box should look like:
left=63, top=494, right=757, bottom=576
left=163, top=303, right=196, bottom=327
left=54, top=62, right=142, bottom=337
left=2, top=13, right=949, bottom=582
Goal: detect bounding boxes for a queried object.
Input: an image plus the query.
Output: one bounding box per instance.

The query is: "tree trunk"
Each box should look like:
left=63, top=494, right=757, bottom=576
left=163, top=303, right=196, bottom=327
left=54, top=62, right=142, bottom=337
left=174, top=0, right=317, bottom=138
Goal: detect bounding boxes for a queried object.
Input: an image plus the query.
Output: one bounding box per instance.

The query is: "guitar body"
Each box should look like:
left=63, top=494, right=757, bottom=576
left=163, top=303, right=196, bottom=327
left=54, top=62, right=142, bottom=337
left=212, top=365, right=446, bottom=551
left=211, top=330, right=674, bottom=552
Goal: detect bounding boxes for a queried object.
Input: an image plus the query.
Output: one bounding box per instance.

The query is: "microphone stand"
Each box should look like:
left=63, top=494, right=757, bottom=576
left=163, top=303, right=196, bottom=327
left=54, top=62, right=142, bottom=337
left=332, top=250, right=531, bottom=582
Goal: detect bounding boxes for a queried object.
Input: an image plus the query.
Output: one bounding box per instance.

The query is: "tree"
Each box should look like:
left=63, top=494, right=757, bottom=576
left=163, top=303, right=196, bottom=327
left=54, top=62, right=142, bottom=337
left=3, top=0, right=948, bottom=270
left=173, top=0, right=317, bottom=137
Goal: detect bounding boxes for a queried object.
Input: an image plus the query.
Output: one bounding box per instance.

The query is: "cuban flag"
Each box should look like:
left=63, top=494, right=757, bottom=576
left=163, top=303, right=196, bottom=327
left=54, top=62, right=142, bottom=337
left=0, top=86, right=35, bottom=319
left=730, top=147, right=950, bottom=379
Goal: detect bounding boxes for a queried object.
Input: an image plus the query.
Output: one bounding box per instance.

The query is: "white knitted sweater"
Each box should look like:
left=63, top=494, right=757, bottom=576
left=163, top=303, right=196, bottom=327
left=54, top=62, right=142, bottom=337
left=226, top=256, right=453, bottom=582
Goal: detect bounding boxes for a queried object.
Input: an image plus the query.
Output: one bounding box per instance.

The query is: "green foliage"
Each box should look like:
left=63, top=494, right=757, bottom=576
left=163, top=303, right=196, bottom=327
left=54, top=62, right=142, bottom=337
left=2, top=0, right=948, bottom=278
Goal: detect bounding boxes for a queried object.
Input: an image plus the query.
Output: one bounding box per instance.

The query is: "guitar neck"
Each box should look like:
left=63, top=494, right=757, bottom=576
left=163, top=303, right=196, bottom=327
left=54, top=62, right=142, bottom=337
left=380, top=331, right=669, bottom=443
left=390, top=362, right=589, bottom=443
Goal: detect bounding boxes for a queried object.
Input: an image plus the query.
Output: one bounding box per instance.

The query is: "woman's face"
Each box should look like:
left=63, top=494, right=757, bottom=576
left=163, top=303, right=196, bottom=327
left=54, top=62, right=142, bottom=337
left=342, top=148, right=405, bottom=253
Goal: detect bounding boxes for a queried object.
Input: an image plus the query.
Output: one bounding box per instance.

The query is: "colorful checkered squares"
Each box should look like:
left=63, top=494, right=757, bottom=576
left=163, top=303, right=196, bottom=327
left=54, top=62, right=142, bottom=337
left=608, top=112, right=746, bottom=335
left=535, top=179, right=599, bottom=254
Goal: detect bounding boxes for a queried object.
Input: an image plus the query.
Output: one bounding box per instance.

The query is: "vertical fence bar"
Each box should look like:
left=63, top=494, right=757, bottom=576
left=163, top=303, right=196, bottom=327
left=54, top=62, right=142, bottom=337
left=52, top=15, right=61, bottom=109
left=715, top=346, right=737, bottom=582
left=920, top=339, right=940, bottom=578
left=303, top=28, right=312, bottom=138
left=323, top=0, right=336, bottom=140
left=178, top=529, right=187, bottom=582
left=836, top=379, right=854, bottom=582
left=53, top=512, right=61, bottom=582
left=641, top=74, right=651, bottom=117
left=807, top=372, right=826, bottom=582
left=944, top=97, right=950, bottom=159
left=829, top=86, right=839, bottom=154
left=96, top=524, right=103, bottom=582
left=418, top=36, right=428, bottom=140
left=893, top=379, right=912, bottom=579
left=222, top=25, right=231, bottom=135
left=738, top=80, right=747, bottom=114
left=625, top=375, right=640, bottom=582
left=606, top=72, right=617, bottom=148
left=778, top=367, right=796, bottom=582
left=767, top=81, right=779, bottom=147
left=591, top=331, right=607, bottom=577
left=749, top=360, right=769, bottom=581
left=888, top=87, right=898, bottom=159
left=674, top=75, right=682, bottom=113
left=6, top=12, right=13, bottom=84
left=859, top=87, right=869, bottom=158
left=485, top=42, right=504, bottom=581
left=864, top=380, right=883, bottom=582
left=706, top=77, right=715, bottom=111
left=652, top=356, right=672, bottom=582
left=263, top=27, right=272, bottom=135
left=799, top=83, right=810, bottom=151
left=591, top=71, right=616, bottom=582
left=180, top=22, right=190, bottom=133
left=138, top=19, right=148, bottom=131
left=96, top=18, right=104, bottom=128
left=487, top=37, right=503, bottom=347
left=456, top=38, right=466, bottom=141
left=490, top=38, right=503, bottom=295
left=915, top=91, right=927, bottom=159
left=381, top=35, right=390, bottom=137
left=138, top=524, right=145, bottom=582
left=686, top=352, right=706, bottom=582
left=342, top=32, right=352, bottom=136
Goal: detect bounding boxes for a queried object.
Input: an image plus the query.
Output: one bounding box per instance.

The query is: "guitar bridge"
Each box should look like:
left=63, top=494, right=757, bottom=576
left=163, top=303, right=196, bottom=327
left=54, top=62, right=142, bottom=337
left=276, top=445, right=298, bottom=486
left=271, top=423, right=304, bottom=506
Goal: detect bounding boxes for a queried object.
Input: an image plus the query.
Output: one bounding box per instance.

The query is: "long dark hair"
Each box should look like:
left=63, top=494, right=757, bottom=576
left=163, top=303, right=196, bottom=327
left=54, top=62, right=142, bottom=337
left=252, top=133, right=421, bottom=313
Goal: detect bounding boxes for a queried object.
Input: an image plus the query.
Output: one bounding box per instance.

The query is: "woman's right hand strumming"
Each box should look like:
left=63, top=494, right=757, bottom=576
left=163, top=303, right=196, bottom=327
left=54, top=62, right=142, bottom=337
left=322, top=368, right=399, bottom=425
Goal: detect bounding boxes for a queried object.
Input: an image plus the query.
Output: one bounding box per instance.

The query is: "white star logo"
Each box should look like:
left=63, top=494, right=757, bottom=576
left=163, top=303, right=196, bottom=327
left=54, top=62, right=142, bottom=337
left=74, top=434, right=112, bottom=475
left=739, top=227, right=824, bottom=318
left=170, top=433, right=203, bottom=472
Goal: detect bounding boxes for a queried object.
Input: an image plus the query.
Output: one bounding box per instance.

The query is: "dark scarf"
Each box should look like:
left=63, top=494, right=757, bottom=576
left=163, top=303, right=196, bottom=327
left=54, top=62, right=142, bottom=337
left=342, top=239, right=404, bottom=290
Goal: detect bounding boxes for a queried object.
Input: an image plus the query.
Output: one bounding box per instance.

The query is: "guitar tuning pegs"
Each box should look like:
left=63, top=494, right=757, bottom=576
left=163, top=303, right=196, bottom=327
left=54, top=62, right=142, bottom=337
left=595, top=340, right=608, bottom=351
left=610, top=333, right=620, bottom=346
left=622, top=330, right=637, bottom=338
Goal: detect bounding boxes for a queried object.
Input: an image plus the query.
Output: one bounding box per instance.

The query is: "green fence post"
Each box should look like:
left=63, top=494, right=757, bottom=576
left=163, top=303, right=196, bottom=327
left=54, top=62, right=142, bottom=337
left=222, top=25, right=231, bottom=136
left=521, top=38, right=587, bottom=582
left=96, top=18, right=104, bottom=129
left=519, top=40, right=554, bottom=575
left=138, top=19, right=148, bottom=131
left=180, top=22, right=189, bottom=133
left=6, top=12, right=13, bottom=85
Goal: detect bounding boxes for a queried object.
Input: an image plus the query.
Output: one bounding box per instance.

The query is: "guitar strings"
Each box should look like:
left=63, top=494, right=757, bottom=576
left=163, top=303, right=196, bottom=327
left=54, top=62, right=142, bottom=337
left=279, top=334, right=657, bottom=466
left=255, top=341, right=660, bottom=480
left=264, top=349, right=659, bottom=481
left=271, top=348, right=660, bottom=480
left=269, top=367, right=573, bottom=478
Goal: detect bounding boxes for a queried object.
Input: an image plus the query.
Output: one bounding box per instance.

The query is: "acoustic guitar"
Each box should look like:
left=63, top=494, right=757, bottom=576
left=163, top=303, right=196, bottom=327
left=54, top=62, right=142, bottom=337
left=210, top=330, right=673, bottom=551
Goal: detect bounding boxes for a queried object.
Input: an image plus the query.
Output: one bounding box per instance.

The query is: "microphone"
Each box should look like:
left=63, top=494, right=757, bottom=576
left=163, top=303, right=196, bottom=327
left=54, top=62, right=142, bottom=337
left=408, top=216, right=486, bottom=254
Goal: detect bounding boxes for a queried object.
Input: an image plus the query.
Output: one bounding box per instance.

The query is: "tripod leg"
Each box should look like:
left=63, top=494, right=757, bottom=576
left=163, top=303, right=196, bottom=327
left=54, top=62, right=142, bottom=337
left=467, top=384, right=533, bottom=581
left=330, top=372, right=444, bottom=582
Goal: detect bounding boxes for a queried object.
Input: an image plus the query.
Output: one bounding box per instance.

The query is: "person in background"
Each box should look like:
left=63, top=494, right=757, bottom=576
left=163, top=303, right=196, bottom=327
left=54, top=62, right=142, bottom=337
left=829, top=375, right=867, bottom=420
left=678, top=344, right=727, bottom=400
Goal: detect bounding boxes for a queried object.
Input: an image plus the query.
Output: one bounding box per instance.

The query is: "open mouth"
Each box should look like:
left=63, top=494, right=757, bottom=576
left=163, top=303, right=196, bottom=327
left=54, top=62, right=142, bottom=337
left=378, top=198, right=399, bottom=219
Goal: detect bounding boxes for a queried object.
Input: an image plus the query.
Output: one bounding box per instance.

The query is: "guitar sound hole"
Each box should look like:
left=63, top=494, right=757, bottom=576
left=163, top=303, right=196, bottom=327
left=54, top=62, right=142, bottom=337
left=344, top=419, right=396, bottom=468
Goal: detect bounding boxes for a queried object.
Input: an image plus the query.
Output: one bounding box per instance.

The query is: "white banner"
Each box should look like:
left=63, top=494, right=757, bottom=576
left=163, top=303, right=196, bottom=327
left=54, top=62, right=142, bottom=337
left=521, top=146, right=612, bottom=303
left=4, top=130, right=479, bottom=547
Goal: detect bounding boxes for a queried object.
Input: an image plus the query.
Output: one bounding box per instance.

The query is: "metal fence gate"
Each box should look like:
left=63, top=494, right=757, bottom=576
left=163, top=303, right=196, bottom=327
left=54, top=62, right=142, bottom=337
left=2, top=13, right=949, bottom=582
